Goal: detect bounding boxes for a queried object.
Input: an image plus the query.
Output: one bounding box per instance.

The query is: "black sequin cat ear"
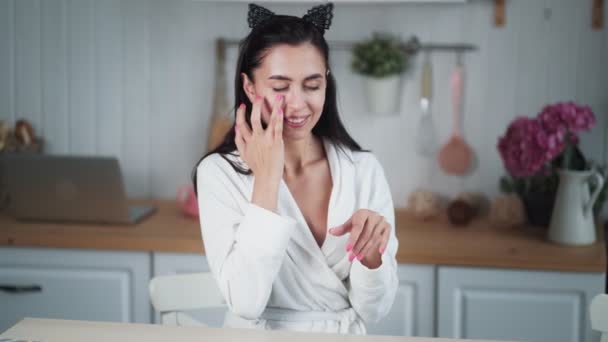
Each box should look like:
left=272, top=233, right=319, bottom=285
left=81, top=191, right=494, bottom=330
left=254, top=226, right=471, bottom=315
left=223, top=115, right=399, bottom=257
left=247, top=3, right=275, bottom=29
left=302, top=3, right=334, bottom=34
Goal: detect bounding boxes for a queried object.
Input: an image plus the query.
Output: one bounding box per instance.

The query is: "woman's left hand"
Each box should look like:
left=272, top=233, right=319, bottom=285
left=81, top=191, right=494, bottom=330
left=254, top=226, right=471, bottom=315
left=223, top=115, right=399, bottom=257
left=328, top=209, right=390, bottom=269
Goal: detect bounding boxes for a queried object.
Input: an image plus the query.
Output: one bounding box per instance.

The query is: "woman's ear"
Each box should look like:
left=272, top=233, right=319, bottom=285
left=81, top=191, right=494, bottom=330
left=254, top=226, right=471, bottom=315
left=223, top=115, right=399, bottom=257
left=241, top=73, right=256, bottom=102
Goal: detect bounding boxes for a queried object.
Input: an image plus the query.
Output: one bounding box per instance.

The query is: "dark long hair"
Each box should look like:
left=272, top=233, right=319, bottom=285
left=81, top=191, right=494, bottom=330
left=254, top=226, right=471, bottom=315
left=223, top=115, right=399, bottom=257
left=192, top=14, right=366, bottom=192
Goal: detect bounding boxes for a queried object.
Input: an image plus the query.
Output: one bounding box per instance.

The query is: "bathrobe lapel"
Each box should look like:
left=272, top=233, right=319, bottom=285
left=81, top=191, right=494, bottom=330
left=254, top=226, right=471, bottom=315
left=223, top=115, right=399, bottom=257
left=275, top=139, right=357, bottom=298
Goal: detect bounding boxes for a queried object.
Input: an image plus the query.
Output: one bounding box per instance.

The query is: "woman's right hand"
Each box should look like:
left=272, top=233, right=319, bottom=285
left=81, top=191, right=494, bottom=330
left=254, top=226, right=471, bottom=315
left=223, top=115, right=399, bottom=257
left=235, top=95, right=285, bottom=188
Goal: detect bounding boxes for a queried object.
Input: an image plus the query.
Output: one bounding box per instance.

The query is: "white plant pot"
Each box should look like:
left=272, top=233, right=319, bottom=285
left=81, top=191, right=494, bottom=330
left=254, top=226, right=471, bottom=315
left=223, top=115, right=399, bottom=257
left=365, top=75, right=402, bottom=114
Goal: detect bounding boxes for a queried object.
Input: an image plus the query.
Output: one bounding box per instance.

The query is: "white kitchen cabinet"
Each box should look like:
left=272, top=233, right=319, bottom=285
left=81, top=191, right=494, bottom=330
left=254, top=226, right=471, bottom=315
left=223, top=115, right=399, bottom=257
left=2, top=245, right=602, bottom=340
left=438, top=266, right=605, bottom=342
left=0, top=247, right=151, bottom=332
left=367, top=264, right=435, bottom=337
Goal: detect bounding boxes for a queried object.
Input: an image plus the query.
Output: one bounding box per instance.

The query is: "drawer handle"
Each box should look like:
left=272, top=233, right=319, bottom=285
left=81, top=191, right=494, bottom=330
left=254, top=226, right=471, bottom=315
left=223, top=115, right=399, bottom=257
left=0, top=285, right=42, bottom=294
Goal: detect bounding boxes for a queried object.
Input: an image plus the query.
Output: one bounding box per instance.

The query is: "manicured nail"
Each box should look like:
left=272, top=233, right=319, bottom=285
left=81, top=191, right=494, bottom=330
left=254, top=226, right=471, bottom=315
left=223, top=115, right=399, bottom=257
left=348, top=252, right=356, bottom=262
left=379, top=247, right=385, bottom=254
left=356, top=254, right=363, bottom=261
left=255, top=95, right=262, bottom=101
left=345, top=244, right=352, bottom=252
left=239, top=103, right=245, bottom=109
left=276, top=94, right=283, bottom=101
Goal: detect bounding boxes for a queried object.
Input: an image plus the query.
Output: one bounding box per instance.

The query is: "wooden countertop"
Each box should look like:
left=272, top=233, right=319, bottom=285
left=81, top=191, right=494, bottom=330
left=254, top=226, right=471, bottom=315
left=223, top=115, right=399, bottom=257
left=0, top=199, right=605, bottom=273
left=0, top=199, right=203, bottom=253
left=394, top=210, right=605, bottom=273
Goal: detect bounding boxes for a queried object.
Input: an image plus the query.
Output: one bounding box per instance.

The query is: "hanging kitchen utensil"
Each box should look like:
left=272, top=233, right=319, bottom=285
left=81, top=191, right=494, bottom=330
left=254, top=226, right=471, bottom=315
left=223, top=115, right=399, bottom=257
left=592, top=0, right=603, bottom=30
left=416, top=51, right=437, bottom=157
left=494, top=0, right=506, bottom=27
left=207, top=39, right=233, bottom=152
left=438, top=53, right=473, bottom=176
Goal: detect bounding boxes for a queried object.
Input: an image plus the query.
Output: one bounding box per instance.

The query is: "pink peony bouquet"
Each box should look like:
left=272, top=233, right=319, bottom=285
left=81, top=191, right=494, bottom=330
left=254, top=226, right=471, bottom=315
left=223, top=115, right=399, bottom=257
left=497, top=102, right=605, bottom=226
left=498, top=101, right=596, bottom=177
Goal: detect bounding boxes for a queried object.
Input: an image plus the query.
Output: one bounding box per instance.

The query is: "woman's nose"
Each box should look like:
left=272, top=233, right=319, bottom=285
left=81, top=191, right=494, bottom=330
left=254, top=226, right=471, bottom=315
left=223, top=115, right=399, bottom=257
left=284, top=89, right=306, bottom=111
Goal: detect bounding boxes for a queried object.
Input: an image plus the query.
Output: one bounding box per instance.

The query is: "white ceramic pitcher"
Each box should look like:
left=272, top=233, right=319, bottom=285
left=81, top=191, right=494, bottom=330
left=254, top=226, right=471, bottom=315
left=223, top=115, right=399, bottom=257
left=548, top=169, right=604, bottom=246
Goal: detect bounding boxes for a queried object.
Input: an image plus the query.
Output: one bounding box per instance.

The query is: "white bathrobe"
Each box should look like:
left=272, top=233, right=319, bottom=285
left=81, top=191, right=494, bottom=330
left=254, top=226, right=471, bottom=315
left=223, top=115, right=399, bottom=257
left=196, top=138, right=399, bottom=334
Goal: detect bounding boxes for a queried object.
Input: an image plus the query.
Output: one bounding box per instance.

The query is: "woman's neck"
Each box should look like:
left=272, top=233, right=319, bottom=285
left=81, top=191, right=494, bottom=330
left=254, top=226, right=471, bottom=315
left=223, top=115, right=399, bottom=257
left=283, top=134, right=325, bottom=175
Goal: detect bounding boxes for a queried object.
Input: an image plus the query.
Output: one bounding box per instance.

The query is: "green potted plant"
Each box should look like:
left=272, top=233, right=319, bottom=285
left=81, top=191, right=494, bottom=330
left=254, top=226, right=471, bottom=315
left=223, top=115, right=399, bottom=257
left=351, top=33, right=408, bottom=114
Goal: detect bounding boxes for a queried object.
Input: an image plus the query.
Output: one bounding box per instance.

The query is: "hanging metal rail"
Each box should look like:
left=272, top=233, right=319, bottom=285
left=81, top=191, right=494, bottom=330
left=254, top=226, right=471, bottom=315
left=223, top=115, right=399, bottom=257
left=217, top=35, right=477, bottom=55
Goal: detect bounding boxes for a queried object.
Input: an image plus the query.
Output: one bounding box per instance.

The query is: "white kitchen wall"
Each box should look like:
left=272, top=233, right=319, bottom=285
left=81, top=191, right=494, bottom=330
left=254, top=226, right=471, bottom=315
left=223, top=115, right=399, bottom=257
left=0, top=0, right=606, bottom=211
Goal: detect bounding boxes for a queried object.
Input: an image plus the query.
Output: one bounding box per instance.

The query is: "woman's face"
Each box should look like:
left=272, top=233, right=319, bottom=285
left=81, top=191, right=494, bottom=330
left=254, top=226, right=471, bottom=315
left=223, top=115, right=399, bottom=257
left=242, top=43, right=327, bottom=141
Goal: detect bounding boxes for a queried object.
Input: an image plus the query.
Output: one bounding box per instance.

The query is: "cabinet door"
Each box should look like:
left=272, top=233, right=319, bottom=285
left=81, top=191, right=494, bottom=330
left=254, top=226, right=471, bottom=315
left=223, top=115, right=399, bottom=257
left=152, top=252, right=226, bottom=327
left=0, top=247, right=150, bottom=332
left=366, top=264, right=435, bottom=337
left=438, top=266, right=604, bottom=342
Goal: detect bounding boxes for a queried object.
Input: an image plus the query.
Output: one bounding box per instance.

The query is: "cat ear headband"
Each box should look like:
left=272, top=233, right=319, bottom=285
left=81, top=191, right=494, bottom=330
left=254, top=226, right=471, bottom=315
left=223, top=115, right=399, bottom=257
left=247, top=3, right=334, bottom=35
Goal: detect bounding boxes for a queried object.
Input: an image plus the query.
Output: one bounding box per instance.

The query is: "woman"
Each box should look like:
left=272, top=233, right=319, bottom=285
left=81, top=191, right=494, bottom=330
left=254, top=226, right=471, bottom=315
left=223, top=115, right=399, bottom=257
left=193, top=3, right=398, bottom=334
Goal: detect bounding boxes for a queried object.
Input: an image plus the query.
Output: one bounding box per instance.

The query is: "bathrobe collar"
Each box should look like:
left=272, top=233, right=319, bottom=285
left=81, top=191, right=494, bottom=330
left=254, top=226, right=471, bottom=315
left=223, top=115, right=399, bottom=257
left=277, top=138, right=356, bottom=280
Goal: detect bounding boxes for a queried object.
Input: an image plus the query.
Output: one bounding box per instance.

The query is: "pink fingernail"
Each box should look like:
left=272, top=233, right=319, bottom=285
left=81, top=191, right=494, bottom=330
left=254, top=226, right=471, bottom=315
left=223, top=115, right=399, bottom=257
left=345, top=244, right=352, bottom=252
left=348, top=253, right=356, bottom=262
left=255, top=95, right=262, bottom=101
left=276, top=94, right=282, bottom=101
left=239, top=103, right=245, bottom=109
left=356, top=254, right=363, bottom=261
left=379, top=247, right=385, bottom=254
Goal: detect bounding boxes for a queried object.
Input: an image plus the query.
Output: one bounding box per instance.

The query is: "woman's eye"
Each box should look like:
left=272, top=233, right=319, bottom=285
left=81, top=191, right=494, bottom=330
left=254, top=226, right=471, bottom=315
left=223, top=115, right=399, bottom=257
left=272, top=86, right=320, bottom=92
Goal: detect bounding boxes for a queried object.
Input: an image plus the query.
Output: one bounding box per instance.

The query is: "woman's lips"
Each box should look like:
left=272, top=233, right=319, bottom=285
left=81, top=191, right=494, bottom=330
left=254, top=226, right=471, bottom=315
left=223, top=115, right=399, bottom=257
left=284, top=115, right=310, bottom=128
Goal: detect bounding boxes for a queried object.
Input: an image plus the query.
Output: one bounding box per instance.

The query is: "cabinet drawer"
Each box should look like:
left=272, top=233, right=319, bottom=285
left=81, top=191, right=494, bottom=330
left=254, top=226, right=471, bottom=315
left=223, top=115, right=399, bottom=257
left=438, top=266, right=604, bottom=342
left=0, top=247, right=150, bottom=331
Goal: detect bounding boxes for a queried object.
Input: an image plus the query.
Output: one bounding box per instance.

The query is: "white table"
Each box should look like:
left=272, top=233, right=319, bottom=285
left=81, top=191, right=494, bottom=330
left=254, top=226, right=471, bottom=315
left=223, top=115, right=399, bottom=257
left=0, top=318, right=506, bottom=342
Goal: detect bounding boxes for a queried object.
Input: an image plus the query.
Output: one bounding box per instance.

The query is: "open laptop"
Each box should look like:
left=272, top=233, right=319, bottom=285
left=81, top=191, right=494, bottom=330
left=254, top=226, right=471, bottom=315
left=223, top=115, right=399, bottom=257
left=0, top=154, right=156, bottom=225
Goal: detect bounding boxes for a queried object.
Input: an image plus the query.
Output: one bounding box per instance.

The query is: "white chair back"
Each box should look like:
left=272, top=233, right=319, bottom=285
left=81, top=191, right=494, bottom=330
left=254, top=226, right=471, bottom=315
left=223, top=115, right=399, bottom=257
left=149, top=272, right=224, bottom=326
left=590, top=293, right=608, bottom=342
